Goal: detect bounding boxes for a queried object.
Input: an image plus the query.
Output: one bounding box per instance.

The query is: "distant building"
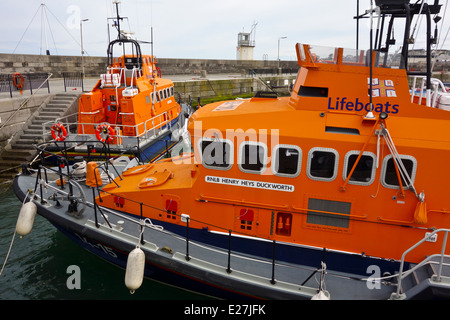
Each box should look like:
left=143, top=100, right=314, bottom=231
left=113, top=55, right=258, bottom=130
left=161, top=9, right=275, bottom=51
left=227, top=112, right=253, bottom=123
left=409, top=49, right=450, bottom=63
left=236, top=23, right=257, bottom=60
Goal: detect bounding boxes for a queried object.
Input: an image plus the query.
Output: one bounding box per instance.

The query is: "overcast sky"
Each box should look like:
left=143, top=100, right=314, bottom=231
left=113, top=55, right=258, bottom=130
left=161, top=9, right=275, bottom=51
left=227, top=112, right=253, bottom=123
left=1, top=0, right=449, bottom=61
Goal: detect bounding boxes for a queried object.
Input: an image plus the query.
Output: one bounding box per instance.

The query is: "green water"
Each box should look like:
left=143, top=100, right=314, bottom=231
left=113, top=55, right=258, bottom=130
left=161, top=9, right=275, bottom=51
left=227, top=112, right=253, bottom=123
left=0, top=187, right=206, bottom=300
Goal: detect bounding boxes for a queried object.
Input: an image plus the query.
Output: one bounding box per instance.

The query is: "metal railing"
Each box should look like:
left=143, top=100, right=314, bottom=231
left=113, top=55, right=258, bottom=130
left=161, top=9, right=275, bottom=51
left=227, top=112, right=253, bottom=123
left=0, top=72, right=51, bottom=98
left=41, top=111, right=172, bottom=144
left=89, top=184, right=328, bottom=293
left=410, top=76, right=448, bottom=108
left=0, top=73, right=53, bottom=131
left=393, top=228, right=450, bottom=298
left=62, top=72, right=84, bottom=92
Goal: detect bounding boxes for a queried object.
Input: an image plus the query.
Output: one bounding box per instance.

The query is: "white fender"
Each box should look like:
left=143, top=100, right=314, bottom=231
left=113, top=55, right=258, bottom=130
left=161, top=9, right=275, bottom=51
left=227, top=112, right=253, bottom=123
left=16, top=201, right=37, bottom=237
left=311, top=290, right=330, bottom=300
left=124, top=247, right=145, bottom=293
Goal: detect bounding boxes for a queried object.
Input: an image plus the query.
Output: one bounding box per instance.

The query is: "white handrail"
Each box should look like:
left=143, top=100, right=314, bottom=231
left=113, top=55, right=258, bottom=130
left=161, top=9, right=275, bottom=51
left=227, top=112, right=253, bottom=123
left=393, top=228, right=450, bottom=299
left=42, top=111, right=172, bottom=143
left=409, top=75, right=448, bottom=107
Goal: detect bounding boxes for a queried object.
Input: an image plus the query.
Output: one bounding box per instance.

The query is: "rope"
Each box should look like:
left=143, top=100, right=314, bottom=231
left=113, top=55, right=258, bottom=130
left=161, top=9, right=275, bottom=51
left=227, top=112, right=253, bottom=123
left=381, top=124, right=422, bottom=200
left=141, top=217, right=164, bottom=232
left=0, top=191, right=30, bottom=277
left=315, top=261, right=327, bottom=292
left=0, top=230, right=16, bottom=277
left=371, top=130, right=385, bottom=198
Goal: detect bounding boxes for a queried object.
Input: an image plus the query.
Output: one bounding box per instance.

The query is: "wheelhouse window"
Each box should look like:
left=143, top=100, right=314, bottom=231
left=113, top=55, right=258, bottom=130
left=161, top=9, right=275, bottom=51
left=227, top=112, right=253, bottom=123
left=343, top=151, right=376, bottom=185
left=272, top=145, right=302, bottom=177
left=238, top=141, right=267, bottom=174
left=382, top=155, right=417, bottom=189
left=199, top=138, right=233, bottom=170
left=307, top=148, right=339, bottom=181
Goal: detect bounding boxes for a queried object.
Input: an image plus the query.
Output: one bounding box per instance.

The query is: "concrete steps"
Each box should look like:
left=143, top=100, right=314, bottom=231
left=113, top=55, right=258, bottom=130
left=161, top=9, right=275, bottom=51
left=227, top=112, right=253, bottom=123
left=0, top=93, right=79, bottom=181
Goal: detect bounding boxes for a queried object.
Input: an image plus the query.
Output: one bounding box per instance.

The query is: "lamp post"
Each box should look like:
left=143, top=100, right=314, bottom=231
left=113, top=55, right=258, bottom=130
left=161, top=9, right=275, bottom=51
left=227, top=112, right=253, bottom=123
left=277, top=36, right=287, bottom=69
left=80, top=18, right=89, bottom=83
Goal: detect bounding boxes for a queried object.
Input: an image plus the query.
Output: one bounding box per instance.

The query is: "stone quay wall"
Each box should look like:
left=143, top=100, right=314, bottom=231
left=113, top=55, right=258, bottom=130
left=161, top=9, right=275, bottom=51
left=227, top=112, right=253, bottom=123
left=0, top=53, right=299, bottom=77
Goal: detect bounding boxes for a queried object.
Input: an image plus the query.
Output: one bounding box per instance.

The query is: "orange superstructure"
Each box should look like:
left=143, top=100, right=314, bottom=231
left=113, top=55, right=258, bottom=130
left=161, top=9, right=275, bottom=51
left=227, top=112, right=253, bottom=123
left=77, top=40, right=180, bottom=146
left=97, top=0, right=450, bottom=268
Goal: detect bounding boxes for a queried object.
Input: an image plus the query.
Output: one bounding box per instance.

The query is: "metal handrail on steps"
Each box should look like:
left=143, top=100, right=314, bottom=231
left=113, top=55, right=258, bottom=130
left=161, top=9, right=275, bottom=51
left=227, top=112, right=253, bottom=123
left=0, top=73, right=53, bottom=131
left=393, top=228, right=450, bottom=299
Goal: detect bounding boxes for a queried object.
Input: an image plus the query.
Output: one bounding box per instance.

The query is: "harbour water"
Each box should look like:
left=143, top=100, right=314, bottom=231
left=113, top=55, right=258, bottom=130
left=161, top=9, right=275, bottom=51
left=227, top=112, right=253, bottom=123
left=0, top=184, right=206, bottom=300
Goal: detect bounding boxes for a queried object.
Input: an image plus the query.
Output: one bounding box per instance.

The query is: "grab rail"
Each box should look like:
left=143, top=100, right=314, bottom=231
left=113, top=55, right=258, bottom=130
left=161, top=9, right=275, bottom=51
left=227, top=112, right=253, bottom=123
left=42, top=111, right=172, bottom=143
left=409, top=76, right=448, bottom=107
left=0, top=73, right=53, bottom=131
left=393, top=228, right=450, bottom=299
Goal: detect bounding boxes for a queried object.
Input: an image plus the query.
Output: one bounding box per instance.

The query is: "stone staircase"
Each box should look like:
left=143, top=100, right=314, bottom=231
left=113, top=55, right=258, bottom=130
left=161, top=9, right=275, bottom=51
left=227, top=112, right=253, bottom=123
left=0, top=93, right=80, bottom=182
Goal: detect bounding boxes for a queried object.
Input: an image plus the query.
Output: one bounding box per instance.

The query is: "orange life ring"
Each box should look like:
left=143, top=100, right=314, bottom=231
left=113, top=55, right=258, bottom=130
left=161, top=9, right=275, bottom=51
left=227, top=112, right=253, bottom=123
left=51, top=122, right=67, bottom=141
left=95, top=123, right=115, bottom=143
left=12, top=72, right=24, bottom=91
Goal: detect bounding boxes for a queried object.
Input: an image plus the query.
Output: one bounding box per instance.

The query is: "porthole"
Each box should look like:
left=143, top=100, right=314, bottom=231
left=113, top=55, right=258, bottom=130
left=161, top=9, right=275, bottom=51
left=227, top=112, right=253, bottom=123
left=238, top=141, right=267, bottom=174
left=198, top=138, right=233, bottom=170
left=272, top=145, right=302, bottom=177
left=343, top=151, right=376, bottom=185
left=307, top=147, right=339, bottom=181
left=381, top=155, right=417, bottom=189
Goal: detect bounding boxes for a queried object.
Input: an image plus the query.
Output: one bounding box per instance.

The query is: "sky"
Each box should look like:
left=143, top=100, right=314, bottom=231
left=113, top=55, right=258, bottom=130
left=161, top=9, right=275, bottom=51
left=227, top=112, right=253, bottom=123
left=1, top=0, right=449, bottom=61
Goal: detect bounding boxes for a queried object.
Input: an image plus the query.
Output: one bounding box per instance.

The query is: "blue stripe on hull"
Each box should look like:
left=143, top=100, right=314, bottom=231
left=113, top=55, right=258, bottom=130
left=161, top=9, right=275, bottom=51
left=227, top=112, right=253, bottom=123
left=138, top=132, right=174, bottom=162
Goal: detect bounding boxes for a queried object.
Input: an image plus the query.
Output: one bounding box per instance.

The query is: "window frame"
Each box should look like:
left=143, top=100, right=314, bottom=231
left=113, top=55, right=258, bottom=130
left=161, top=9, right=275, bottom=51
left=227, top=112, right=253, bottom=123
left=238, top=141, right=268, bottom=174
left=306, top=147, right=339, bottom=182
left=271, top=144, right=302, bottom=178
left=342, top=151, right=376, bottom=186
left=198, top=137, right=234, bottom=171
left=381, top=154, right=417, bottom=189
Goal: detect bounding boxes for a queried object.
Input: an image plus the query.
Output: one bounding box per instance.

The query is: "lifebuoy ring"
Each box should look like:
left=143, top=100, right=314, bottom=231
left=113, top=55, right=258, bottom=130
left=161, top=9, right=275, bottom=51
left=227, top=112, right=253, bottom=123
left=51, top=122, right=67, bottom=141
left=12, top=72, right=24, bottom=92
left=95, top=123, right=115, bottom=143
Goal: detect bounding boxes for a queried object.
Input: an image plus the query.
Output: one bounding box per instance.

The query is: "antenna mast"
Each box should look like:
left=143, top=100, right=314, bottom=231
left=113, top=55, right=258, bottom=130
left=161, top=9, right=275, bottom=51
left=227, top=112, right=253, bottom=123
left=41, top=3, right=50, bottom=55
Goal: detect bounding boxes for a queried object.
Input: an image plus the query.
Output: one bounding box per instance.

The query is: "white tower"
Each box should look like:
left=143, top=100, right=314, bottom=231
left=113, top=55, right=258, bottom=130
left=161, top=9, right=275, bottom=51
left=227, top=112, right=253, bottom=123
left=236, top=23, right=257, bottom=60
